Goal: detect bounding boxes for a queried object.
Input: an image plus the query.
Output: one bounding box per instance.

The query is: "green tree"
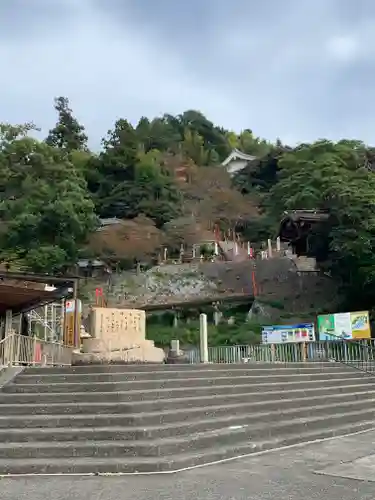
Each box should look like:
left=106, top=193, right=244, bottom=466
left=0, top=124, right=97, bottom=273
left=179, top=110, right=230, bottom=161
left=268, top=139, right=375, bottom=308
left=233, top=143, right=289, bottom=195
left=46, top=96, right=88, bottom=152
left=93, top=119, right=139, bottom=214
left=182, top=128, right=209, bottom=166
left=238, top=129, right=271, bottom=157
left=99, top=150, right=182, bottom=227
left=136, top=116, right=182, bottom=153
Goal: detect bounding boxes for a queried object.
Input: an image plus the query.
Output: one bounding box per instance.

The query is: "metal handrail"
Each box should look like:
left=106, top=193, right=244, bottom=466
left=314, top=333, right=375, bottom=374
left=188, top=338, right=375, bottom=367
left=0, top=333, right=73, bottom=367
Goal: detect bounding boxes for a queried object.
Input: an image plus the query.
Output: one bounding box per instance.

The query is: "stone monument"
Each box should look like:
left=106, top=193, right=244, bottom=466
left=76, top=307, right=165, bottom=363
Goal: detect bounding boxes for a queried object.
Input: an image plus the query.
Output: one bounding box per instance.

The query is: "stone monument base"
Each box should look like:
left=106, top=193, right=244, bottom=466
left=78, top=337, right=165, bottom=364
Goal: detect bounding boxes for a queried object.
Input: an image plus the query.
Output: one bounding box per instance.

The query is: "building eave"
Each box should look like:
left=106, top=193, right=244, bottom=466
left=221, top=148, right=256, bottom=167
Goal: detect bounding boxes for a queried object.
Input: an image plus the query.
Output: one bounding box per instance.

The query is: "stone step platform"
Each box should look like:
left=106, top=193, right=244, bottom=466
left=20, top=362, right=345, bottom=375
left=7, top=370, right=362, bottom=393
left=0, top=397, right=375, bottom=444
left=2, top=371, right=365, bottom=396
left=0, top=381, right=373, bottom=417
left=0, top=363, right=374, bottom=475
left=0, top=377, right=372, bottom=410
left=13, top=365, right=354, bottom=384
left=0, top=408, right=374, bottom=461
left=0, top=388, right=373, bottom=429
left=0, top=421, right=373, bottom=475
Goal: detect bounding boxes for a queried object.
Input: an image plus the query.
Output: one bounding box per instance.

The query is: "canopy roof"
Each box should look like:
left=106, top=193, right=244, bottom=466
left=0, top=271, right=78, bottom=315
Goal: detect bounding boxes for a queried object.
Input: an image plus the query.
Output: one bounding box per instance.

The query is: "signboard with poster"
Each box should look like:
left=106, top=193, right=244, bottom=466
left=318, top=311, right=371, bottom=340
left=261, top=323, right=315, bottom=344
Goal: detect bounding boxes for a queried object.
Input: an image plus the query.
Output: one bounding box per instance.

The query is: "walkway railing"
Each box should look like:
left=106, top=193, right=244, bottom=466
left=0, top=334, right=73, bottom=367
left=188, top=340, right=375, bottom=366
left=308, top=338, right=375, bottom=375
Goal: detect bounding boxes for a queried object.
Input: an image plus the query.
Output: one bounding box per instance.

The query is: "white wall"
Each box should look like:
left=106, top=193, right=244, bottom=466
left=225, top=158, right=248, bottom=176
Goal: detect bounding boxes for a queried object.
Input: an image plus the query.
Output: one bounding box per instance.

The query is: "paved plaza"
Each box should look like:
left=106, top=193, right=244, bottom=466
left=1, top=430, right=375, bottom=500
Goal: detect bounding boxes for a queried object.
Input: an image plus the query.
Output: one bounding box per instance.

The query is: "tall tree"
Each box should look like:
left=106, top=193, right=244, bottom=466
left=0, top=124, right=97, bottom=273
left=46, top=96, right=88, bottom=152
left=93, top=119, right=139, bottom=213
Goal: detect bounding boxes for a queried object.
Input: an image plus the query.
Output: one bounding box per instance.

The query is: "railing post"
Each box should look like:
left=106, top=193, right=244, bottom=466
left=33, top=336, right=37, bottom=365
left=271, top=344, right=276, bottom=362
left=8, top=334, right=15, bottom=366
left=15, top=334, right=21, bottom=365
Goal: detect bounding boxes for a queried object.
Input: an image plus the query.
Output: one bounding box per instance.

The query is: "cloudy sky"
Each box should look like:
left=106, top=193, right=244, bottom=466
left=0, top=0, right=374, bottom=149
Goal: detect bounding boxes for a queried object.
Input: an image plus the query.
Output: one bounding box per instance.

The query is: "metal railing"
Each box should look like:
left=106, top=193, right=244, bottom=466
left=0, top=334, right=73, bottom=367
left=308, top=338, right=375, bottom=374
left=188, top=340, right=375, bottom=367
left=188, top=343, right=306, bottom=364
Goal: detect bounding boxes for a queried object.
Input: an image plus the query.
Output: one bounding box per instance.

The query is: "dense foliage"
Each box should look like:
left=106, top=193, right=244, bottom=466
left=1, top=96, right=375, bottom=309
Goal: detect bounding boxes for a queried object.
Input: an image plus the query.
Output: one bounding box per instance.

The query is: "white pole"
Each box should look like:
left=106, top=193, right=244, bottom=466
left=199, top=313, right=208, bottom=363
left=276, top=237, right=281, bottom=252
left=267, top=239, right=273, bottom=258
left=247, top=241, right=250, bottom=255
left=214, top=242, right=219, bottom=255
left=5, top=309, right=12, bottom=336
left=234, top=242, right=239, bottom=256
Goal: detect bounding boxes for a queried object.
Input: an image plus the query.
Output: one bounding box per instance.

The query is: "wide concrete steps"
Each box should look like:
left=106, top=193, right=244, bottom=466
left=0, top=363, right=374, bottom=474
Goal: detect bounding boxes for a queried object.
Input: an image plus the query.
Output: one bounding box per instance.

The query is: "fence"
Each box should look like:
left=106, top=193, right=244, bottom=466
left=188, top=340, right=375, bottom=366
left=0, top=334, right=73, bottom=367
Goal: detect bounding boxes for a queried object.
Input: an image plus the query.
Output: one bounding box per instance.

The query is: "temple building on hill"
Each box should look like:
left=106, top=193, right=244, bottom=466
left=221, top=149, right=256, bottom=176
left=278, top=210, right=330, bottom=255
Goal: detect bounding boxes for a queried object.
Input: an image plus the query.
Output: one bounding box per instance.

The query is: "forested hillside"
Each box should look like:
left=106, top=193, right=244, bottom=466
left=1, top=96, right=375, bottom=310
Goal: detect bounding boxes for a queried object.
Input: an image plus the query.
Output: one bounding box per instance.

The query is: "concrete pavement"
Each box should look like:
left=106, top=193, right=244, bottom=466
left=1, top=431, right=375, bottom=500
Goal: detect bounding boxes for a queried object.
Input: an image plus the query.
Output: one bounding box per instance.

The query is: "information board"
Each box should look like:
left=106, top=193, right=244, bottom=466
left=262, top=323, right=315, bottom=344
left=317, top=311, right=371, bottom=340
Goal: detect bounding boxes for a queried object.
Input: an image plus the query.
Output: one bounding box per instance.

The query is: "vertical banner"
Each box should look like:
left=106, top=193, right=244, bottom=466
left=63, top=300, right=82, bottom=347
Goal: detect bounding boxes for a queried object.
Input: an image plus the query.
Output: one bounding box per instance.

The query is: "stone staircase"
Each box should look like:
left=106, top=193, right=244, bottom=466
left=0, top=362, right=374, bottom=475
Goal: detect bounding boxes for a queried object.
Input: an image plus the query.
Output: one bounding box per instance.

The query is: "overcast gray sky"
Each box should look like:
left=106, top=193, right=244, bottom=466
left=0, top=0, right=374, bottom=148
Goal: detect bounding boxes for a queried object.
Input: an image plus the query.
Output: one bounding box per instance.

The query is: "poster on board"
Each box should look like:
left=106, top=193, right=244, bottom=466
left=261, top=323, right=315, bottom=344
left=317, top=311, right=371, bottom=340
